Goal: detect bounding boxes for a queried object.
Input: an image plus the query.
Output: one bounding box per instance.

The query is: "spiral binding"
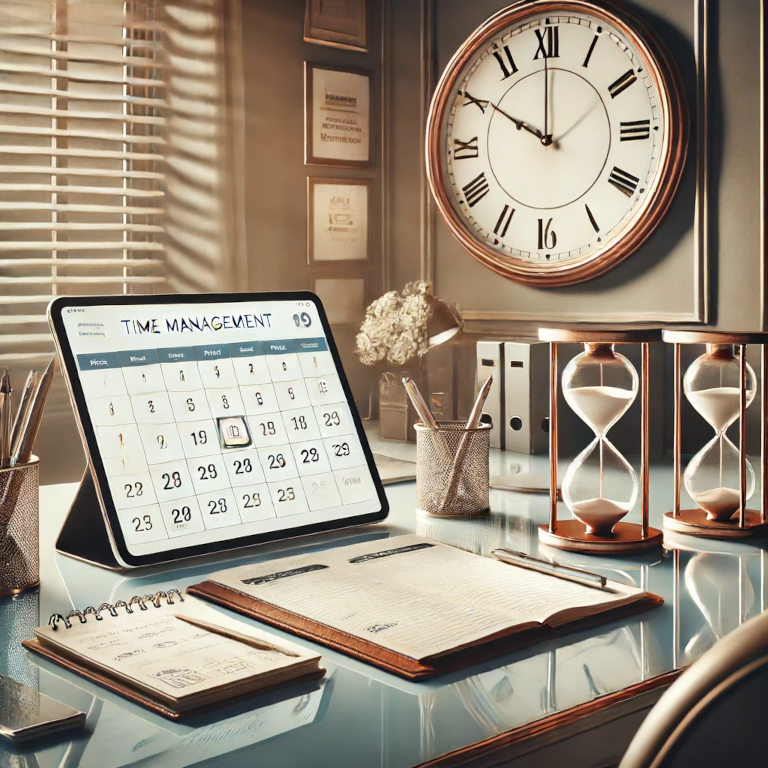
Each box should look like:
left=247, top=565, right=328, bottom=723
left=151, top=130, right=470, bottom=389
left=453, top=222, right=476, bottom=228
left=48, top=589, right=184, bottom=630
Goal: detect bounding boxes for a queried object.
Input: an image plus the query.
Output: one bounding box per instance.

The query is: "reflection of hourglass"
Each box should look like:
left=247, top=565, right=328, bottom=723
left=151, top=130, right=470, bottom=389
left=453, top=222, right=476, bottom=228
left=664, top=331, right=768, bottom=538
left=666, top=541, right=767, bottom=669
left=538, top=329, right=662, bottom=553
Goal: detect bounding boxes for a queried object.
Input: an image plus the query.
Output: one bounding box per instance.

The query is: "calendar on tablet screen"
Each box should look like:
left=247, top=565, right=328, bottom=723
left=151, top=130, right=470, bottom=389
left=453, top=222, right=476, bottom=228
left=53, top=294, right=385, bottom=560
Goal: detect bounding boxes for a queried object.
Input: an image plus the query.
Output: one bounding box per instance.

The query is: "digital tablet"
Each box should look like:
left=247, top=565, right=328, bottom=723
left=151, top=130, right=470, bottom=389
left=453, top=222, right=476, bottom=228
left=48, top=292, right=388, bottom=567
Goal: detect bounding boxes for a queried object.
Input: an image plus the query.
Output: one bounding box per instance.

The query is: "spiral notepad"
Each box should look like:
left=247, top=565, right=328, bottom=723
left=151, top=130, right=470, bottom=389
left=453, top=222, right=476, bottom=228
left=23, top=589, right=324, bottom=719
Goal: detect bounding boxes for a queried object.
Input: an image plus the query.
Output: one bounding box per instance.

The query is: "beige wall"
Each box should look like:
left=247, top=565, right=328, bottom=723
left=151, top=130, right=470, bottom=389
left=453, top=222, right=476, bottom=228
left=242, top=0, right=384, bottom=410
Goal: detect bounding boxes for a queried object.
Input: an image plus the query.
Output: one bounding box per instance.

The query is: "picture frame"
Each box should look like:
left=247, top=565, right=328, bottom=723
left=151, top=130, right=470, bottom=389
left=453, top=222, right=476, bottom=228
left=305, top=64, right=372, bottom=167
left=313, top=277, right=366, bottom=326
left=308, top=177, right=370, bottom=264
left=304, top=0, right=367, bottom=52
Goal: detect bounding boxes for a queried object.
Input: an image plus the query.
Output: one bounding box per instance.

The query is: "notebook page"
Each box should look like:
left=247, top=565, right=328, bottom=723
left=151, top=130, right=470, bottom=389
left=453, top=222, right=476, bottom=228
left=208, top=535, right=640, bottom=661
left=35, top=598, right=318, bottom=703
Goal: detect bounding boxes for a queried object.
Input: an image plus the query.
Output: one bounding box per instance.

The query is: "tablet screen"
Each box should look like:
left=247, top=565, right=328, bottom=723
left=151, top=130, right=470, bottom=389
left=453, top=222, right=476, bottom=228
left=50, top=293, right=387, bottom=566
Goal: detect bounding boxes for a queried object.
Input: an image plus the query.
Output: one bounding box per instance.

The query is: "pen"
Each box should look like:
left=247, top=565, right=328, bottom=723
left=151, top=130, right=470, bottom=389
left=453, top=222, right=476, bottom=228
left=0, top=370, right=11, bottom=467
left=465, top=374, right=493, bottom=430
left=491, top=548, right=611, bottom=591
left=175, top=615, right=300, bottom=657
left=438, top=375, right=493, bottom=513
left=13, top=358, right=54, bottom=465
left=402, top=377, right=439, bottom=430
left=10, top=370, right=36, bottom=459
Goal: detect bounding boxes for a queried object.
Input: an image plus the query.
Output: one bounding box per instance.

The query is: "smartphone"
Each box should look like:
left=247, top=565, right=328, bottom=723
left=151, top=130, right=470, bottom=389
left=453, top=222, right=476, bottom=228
left=0, top=674, right=85, bottom=743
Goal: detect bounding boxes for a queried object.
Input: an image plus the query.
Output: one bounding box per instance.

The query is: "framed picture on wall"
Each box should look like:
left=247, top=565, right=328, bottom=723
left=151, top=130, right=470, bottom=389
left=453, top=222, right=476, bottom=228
left=308, top=177, right=370, bottom=263
left=305, top=64, right=371, bottom=167
left=313, top=277, right=366, bottom=326
left=304, top=0, right=367, bottom=52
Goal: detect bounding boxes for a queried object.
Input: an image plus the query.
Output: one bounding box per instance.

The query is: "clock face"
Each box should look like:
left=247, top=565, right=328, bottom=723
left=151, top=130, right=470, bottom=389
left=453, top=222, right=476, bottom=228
left=426, top=0, right=688, bottom=286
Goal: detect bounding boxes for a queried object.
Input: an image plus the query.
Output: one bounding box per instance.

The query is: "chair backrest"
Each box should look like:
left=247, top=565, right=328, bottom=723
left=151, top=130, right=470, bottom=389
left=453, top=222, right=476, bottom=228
left=620, top=609, right=768, bottom=768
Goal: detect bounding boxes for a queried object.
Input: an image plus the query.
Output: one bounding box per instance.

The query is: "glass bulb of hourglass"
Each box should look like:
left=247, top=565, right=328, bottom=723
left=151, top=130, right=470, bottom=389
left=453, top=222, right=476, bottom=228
left=562, top=437, right=638, bottom=535
left=562, top=343, right=638, bottom=437
left=684, top=434, right=754, bottom=521
left=684, top=344, right=756, bottom=432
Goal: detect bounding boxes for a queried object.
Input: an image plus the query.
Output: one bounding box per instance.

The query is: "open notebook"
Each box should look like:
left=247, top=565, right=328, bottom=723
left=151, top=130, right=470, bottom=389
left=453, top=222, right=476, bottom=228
left=23, top=590, right=324, bottom=719
left=188, top=535, right=662, bottom=679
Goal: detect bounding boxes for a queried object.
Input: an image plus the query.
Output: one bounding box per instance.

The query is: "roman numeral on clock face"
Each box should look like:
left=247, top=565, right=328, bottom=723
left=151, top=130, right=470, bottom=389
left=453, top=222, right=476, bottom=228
left=493, top=204, right=515, bottom=237
left=620, top=119, right=651, bottom=141
left=492, top=44, right=519, bottom=79
left=585, top=204, right=600, bottom=233
left=608, top=166, right=640, bottom=196
left=534, top=25, right=559, bottom=59
left=453, top=136, right=479, bottom=159
left=462, top=172, right=490, bottom=208
left=582, top=28, right=601, bottom=67
left=459, top=90, right=489, bottom=113
left=608, top=69, right=637, bottom=98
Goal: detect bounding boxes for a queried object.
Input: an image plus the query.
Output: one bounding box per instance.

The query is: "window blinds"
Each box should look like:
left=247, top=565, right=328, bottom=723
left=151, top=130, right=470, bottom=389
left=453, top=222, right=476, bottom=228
left=0, top=0, right=244, bottom=368
left=0, top=0, right=167, bottom=366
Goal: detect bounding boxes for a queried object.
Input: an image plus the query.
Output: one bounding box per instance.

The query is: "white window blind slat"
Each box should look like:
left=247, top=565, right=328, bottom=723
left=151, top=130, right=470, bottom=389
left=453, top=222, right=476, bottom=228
left=0, top=104, right=164, bottom=124
left=0, top=165, right=164, bottom=180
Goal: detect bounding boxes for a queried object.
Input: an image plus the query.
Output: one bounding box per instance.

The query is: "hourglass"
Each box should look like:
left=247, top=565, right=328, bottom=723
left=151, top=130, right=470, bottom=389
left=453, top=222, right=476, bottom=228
left=663, top=331, right=768, bottom=538
left=537, top=329, right=662, bottom=553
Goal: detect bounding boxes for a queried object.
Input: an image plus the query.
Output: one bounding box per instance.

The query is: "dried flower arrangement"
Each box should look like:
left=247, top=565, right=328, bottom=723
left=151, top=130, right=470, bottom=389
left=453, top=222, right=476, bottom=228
left=355, top=281, right=435, bottom=367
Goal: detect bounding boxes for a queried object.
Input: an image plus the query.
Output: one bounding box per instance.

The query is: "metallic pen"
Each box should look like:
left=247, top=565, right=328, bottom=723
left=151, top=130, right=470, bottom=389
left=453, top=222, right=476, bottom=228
left=491, top=548, right=611, bottom=591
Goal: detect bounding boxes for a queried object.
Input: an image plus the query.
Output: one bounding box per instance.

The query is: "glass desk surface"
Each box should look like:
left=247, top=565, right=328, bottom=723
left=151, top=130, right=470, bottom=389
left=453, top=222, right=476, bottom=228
left=1, top=443, right=766, bottom=768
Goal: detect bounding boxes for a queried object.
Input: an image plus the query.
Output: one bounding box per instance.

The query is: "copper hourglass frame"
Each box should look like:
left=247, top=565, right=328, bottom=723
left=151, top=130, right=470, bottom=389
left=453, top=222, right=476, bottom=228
left=537, top=328, right=663, bottom=554
left=662, top=330, right=768, bottom=539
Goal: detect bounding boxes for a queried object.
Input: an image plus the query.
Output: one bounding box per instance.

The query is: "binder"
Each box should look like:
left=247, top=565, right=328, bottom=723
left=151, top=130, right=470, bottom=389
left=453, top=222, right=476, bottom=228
left=475, top=341, right=503, bottom=448
left=503, top=342, right=550, bottom=454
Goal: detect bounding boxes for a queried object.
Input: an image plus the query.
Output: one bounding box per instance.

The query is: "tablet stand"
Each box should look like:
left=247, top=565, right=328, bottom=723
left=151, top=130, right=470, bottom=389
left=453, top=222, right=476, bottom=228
left=56, top=467, right=121, bottom=569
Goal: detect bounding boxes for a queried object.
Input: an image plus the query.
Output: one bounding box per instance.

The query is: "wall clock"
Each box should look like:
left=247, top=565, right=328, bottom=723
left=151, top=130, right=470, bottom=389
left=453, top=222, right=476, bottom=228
left=425, top=0, right=688, bottom=287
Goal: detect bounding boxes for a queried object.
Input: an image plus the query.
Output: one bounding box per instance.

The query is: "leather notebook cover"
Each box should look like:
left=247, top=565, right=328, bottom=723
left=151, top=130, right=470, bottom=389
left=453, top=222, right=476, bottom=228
left=22, top=638, right=325, bottom=720
left=187, top=581, right=663, bottom=680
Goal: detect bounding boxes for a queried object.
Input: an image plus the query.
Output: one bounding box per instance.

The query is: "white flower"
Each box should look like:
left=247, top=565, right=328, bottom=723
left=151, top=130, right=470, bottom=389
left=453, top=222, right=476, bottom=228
left=355, top=281, right=436, bottom=366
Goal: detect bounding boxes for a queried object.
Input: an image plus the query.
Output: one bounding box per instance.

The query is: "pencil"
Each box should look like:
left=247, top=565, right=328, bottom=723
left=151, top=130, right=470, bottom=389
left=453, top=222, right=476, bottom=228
left=10, top=369, right=37, bottom=459
left=438, top=375, right=493, bottom=514
left=14, top=358, right=54, bottom=465
left=0, top=370, right=11, bottom=468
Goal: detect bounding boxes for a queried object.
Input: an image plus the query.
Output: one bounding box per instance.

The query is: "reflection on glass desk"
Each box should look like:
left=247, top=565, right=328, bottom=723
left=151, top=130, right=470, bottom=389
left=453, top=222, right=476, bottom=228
left=1, top=447, right=767, bottom=768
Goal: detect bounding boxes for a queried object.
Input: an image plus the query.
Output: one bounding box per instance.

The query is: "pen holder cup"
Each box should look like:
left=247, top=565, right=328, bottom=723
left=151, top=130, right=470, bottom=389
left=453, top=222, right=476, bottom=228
left=415, top=421, right=490, bottom=517
left=0, top=458, right=39, bottom=596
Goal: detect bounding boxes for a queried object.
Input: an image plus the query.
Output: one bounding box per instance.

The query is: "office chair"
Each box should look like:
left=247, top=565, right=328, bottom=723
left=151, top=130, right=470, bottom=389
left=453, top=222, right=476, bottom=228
left=620, top=608, right=768, bottom=767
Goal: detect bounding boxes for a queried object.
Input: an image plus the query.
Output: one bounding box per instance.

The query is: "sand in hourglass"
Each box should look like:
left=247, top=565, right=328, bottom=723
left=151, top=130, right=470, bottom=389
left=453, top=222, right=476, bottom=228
left=693, top=487, right=741, bottom=521
left=565, top=386, right=635, bottom=434
left=686, top=387, right=742, bottom=432
left=571, top=497, right=630, bottom=534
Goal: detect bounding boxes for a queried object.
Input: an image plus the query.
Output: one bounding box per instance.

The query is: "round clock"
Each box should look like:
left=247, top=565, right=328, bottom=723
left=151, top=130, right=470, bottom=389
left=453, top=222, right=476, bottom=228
left=425, top=0, right=688, bottom=287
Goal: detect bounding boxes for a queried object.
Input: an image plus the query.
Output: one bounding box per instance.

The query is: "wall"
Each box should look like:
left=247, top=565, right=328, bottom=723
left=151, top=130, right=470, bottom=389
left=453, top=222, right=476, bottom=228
left=242, top=0, right=385, bottom=409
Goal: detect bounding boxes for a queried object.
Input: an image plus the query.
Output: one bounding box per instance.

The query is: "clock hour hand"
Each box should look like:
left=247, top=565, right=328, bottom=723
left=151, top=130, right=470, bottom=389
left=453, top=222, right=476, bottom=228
left=488, top=101, right=543, bottom=140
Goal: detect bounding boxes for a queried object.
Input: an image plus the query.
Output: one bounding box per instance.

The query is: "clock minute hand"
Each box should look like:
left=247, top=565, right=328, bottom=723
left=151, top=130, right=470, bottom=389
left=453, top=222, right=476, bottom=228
left=488, top=101, right=543, bottom=140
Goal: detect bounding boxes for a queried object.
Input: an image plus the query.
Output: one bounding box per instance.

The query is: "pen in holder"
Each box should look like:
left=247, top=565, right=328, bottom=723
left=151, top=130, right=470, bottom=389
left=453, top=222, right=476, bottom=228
left=416, top=421, right=490, bottom=517
left=0, top=458, right=39, bottom=596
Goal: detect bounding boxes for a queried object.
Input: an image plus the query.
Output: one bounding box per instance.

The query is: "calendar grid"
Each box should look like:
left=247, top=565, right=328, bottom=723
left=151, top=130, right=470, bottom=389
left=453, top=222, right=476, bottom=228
left=77, top=337, right=377, bottom=551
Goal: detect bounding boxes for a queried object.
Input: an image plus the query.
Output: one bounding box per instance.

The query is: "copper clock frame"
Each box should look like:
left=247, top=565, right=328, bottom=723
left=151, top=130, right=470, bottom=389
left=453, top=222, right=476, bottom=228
left=425, top=0, right=689, bottom=287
